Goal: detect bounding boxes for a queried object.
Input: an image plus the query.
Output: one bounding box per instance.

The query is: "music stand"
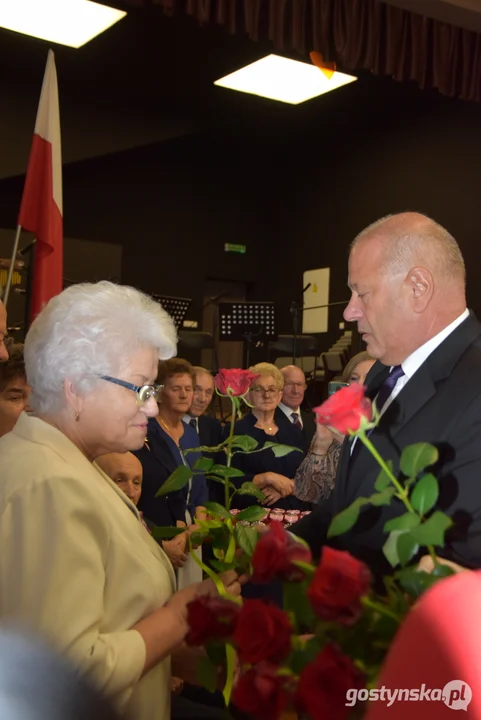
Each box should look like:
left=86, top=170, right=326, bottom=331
left=152, top=294, right=192, bottom=330
left=218, top=302, right=277, bottom=366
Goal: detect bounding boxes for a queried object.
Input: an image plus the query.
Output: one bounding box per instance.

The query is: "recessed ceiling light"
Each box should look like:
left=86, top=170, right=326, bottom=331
left=0, top=0, right=126, bottom=49
left=214, top=54, right=357, bottom=104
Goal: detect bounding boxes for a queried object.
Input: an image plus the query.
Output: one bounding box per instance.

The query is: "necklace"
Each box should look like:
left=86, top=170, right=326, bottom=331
left=254, top=417, right=277, bottom=434
left=157, top=412, right=183, bottom=444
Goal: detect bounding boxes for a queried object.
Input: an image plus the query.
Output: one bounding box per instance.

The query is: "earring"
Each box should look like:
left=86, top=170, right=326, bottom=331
left=74, top=410, right=80, bottom=422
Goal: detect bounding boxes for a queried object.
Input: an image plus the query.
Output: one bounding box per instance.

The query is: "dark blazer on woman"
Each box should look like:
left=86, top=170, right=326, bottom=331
left=213, top=412, right=310, bottom=511
left=133, top=418, right=208, bottom=528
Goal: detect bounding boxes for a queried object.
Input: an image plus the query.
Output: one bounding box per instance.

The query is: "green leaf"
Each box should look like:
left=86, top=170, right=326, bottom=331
left=224, top=532, right=236, bottom=564
left=209, top=558, right=238, bottom=572
left=410, top=511, right=453, bottom=546
left=374, top=462, right=394, bottom=491
left=193, top=457, right=215, bottom=472
left=235, top=482, right=265, bottom=502
left=383, top=530, right=404, bottom=568
left=396, top=566, right=453, bottom=599
left=205, top=475, right=236, bottom=492
left=327, top=496, right=369, bottom=538
left=284, top=578, right=316, bottom=630
left=230, top=435, right=259, bottom=452
left=196, top=654, right=218, bottom=694
left=151, top=526, right=186, bottom=539
left=262, top=442, right=302, bottom=457
left=155, top=465, right=192, bottom=497
left=400, top=443, right=438, bottom=477
left=397, top=531, right=419, bottom=566
left=384, top=512, right=420, bottom=533
left=370, top=488, right=397, bottom=506
left=289, top=636, right=323, bottom=676
left=204, top=501, right=231, bottom=520
left=189, top=530, right=209, bottom=546
left=410, top=473, right=439, bottom=516
left=234, top=524, right=258, bottom=557
left=235, top=506, right=267, bottom=523
left=208, top=465, right=245, bottom=478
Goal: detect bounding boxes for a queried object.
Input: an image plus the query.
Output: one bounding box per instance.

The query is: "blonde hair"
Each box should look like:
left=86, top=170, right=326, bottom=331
left=249, top=362, right=284, bottom=390
left=341, top=351, right=375, bottom=383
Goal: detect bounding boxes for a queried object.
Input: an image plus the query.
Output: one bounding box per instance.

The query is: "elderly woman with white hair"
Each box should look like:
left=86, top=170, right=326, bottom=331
left=0, top=282, right=240, bottom=720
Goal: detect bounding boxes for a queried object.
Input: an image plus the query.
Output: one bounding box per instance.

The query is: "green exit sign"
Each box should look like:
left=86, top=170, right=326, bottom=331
left=224, top=243, right=246, bottom=254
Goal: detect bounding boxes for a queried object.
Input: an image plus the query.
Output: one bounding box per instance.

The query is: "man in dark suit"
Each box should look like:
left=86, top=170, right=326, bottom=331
left=183, top=366, right=223, bottom=449
left=291, top=212, right=481, bottom=579
left=276, top=365, right=316, bottom=452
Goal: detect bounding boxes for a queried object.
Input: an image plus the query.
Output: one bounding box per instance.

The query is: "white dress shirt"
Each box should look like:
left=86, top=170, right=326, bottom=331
left=380, top=308, right=469, bottom=416
left=182, top=413, right=198, bottom=433
left=278, top=401, right=304, bottom=428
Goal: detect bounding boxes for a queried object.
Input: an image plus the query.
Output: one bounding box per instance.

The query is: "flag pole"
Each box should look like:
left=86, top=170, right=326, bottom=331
left=3, top=224, right=23, bottom=308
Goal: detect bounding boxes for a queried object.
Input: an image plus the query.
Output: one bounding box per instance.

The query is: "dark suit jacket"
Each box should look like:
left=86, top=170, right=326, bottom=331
left=291, top=312, right=481, bottom=579
left=197, top=415, right=223, bottom=449
left=275, top=407, right=316, bottom=452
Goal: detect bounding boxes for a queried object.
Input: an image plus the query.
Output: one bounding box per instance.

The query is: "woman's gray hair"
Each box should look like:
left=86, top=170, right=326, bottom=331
left=25, top=281, right=177, bottom=415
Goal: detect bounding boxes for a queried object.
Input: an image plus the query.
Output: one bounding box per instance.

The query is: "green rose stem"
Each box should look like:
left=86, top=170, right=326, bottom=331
left=224, top=390, right=238, bottom=510
left=355, top=429, right=438, bottom=566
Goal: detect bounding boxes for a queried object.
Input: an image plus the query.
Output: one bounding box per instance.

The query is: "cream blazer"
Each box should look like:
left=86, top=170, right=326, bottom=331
left=0, top=413, right=176, bottom=720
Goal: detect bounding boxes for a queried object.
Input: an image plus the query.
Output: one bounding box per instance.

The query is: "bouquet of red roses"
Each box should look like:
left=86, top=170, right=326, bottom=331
left=173, top=378, right=456, bottom=720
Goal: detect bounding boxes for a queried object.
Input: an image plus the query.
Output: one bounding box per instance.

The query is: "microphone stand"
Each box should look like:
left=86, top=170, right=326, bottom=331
left=290, top=283, right=313, bottom=363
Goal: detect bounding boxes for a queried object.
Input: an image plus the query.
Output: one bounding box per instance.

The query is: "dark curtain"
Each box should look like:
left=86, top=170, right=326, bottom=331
left=124, top=0, right=481, bottom=102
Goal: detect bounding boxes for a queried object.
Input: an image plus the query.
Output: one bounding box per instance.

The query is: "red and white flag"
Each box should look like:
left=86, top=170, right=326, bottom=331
left=18, top=49, right=63, bottom=320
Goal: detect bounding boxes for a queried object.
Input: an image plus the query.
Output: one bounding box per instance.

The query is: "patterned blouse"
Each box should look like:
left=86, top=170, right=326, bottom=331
left=294, top=437, right=343, bottom=504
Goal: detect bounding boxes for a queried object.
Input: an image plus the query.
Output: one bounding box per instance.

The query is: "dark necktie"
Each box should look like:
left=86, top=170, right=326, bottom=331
left=350, top=365, right=404, bottom=463
left=189, top=417, right=198, bottom=433
left=291, top=412, right=302, bottom=430
left=374, top=365, right=405, bottom=413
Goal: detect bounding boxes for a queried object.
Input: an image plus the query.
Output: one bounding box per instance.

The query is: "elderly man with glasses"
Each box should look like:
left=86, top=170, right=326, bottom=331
left=275, top=364, right=316, bottom=450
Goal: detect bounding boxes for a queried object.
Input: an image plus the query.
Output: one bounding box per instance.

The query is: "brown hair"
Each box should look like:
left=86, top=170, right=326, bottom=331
left=0, top=344, right=26, bottom=393
left=156, top=358, right=196, bottom=386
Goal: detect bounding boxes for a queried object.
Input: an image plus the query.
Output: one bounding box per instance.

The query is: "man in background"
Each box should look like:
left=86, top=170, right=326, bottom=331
left=276, top=364, right=315, bottom=450
left=183, top=366, right=223, bottom=448
left=0, top=344, right=30, bottom=438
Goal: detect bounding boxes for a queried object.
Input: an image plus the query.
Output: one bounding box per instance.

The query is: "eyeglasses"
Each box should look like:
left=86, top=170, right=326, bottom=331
left=100, top=375, right=163, bottom=406
left=252, top=386, right=280, bottom=396
left=284, top=381, right=307, bottom=390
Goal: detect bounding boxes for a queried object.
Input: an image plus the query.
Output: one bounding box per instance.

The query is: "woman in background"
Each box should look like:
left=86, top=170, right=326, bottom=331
left=294, top=351, right=375, bottom=504
left=217, top=362, right=310, bottom=511
left=134, top=358, right=208, bottom=588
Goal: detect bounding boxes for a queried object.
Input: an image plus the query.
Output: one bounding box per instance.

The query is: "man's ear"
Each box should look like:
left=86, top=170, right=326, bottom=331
left=406, top=266, right=433, bottom=312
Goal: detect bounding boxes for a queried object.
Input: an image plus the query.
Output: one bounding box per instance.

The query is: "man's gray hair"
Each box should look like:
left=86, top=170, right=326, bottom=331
left=25, top=281, right=177, bottom=415
left=351, top=213, right=466, bottom=285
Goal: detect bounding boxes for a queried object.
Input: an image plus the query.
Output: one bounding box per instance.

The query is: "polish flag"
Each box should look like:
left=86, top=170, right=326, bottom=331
left=18, top=50, right=63, bottom=321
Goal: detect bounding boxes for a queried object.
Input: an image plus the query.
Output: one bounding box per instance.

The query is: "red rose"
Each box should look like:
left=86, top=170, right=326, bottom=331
left=233, top=599, right=292, bottom=664
left=232, top=662, right=291, bottom=720
left=295, top=643, right=365, bottom=720
left=252, top=521, right=312, bottom=583
left=307, top=547, right=371, bottom=626
left=185, top=596, right=240, bottom=646
left=314, top=383, right=372, bottom=435
left=214, top=368, right=260, bottom=397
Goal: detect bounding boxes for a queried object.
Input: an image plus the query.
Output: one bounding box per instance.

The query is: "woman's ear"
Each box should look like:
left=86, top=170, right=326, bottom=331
left=64, top=378, right=84, bottom=417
